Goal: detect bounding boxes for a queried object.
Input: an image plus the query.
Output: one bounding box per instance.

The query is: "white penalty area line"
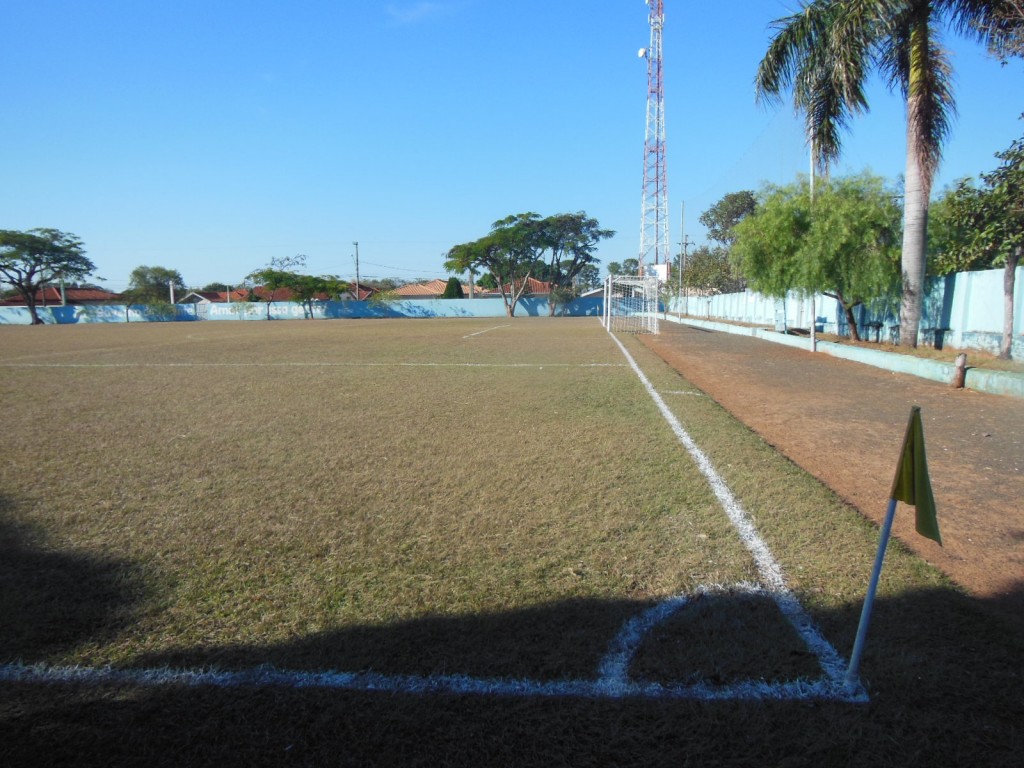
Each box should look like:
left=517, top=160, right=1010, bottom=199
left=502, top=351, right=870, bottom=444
left=0, top=583, right=863, bottom=703
left=462, top=324, right=511, bottom=338
left=606, top=330, right=863, bottom=702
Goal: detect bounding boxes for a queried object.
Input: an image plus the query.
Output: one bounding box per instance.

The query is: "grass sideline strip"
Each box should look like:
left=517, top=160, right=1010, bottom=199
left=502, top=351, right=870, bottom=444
left=607, top=330, right=859, bottom=697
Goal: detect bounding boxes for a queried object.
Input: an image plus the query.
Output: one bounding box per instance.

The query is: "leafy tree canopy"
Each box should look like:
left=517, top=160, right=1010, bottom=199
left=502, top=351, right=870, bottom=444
left=0, top=228, right=94, bottom=324
left=732, top=172, right=902, bottom=340
left=125, top=265, right=186, bottom=304
left=445, top=211, right=612, bottom=316
left=931, top=131, right=1023, bottom=275
left=699, top=191, right=757, bottom=246
left=675, top=245, right=746, bottom=295
left=247, top=254, right=348, bottom=318
left=930, top=128, right=1023, bottom=358
left=441, top=277, right=464, bottom=299
left=607, top=258, right=639, bottom=277
left=575, top=263, right=601, bottom=291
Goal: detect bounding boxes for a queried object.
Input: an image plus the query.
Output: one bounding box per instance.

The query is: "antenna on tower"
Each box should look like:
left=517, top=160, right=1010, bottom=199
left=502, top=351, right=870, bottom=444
left=638, top=0, right=668, bottom=278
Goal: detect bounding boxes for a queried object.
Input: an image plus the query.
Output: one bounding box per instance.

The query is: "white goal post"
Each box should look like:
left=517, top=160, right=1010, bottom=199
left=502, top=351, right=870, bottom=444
left=603, top=275, right=660, bottom=334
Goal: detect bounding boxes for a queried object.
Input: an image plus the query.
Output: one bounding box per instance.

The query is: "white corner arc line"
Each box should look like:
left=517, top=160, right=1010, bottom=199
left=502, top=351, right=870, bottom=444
left=606, top=331, right=856, bottom=694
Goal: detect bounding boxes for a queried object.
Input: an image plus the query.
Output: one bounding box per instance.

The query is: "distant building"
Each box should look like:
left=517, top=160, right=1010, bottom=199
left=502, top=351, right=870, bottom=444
left=393, top=278, right=552, bottom=299
left=178, top=289, right=250, bottom=304
left=0, top=286, right=122, bottom=306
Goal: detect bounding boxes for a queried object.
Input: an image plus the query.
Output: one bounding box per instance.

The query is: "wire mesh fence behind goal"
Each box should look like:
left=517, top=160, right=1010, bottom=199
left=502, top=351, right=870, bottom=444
left=603, top=276, right=660, bottom=334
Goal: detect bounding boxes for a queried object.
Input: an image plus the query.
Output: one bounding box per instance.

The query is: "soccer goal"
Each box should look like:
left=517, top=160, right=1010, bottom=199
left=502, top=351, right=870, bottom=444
left=603, top=275, right=660, bottom=334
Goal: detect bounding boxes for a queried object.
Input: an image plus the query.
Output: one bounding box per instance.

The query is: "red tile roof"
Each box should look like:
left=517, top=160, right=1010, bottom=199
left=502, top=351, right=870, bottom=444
left=0, top=287, right=121, bottom=305
left=393, top=279, right=451, bottom=297
left=393, top=278, right=552, bottom=298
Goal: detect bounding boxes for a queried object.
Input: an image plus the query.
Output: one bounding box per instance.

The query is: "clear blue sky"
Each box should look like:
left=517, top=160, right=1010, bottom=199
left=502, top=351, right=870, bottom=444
left=2, top=1, right=1021, bottom=291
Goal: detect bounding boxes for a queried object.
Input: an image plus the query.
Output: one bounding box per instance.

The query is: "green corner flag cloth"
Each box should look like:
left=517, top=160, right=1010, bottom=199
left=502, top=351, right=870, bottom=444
left=890, top=406, right=942, bottom=545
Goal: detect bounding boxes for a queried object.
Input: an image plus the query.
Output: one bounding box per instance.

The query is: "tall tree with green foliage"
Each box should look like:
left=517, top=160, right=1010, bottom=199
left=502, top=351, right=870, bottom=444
left=537, top=212, right=613, bottom=316
left=931, top=132, right=1022, bottom=358
left=445, top=212, right=610, bottom=317
left=756, top=0, right=1009, bottom=347
left=441, top=277, right=464, bottom=299
left=575, top=263, right=602, bottom=291
left=445, top=215, right=540, bottom=317
left=291, top=273, right=348, bottom=318
left=607, top=258, right=639, bottom=278
left=699, top=191, right=758, bottom=247
left=247, top=254, right=346, bottom=319
left=675, top=245, right=746, bottom=296
left=0, top=228, right=94, bottom=325
left=732, top=173, right=902, bottom=340
left=125, top=265, right=186, bottom=305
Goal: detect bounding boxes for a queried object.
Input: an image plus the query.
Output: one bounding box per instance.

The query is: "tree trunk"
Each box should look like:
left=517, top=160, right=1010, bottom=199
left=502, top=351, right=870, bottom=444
left=27, top=299, right=43, bottom=325
left=838, top=292, right=861, bottom=341
left=899, top=21, right=933, bottom=349
left=900, top=127, right=929, bottom=348
left=1000, top=247, right=1020, bottom=360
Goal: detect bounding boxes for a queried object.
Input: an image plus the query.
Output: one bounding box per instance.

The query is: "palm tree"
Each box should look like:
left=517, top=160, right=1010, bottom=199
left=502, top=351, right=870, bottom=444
left=755, top=0, right=1009, bottom=347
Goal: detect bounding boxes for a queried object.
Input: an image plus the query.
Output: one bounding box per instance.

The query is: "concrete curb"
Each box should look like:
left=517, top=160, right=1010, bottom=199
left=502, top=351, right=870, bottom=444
left=664, top=315, right=1024, bottom=400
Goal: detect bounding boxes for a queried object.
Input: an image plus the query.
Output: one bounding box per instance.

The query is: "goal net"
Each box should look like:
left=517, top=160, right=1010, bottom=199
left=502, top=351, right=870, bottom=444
left=603, top=275, right=660, bottom=334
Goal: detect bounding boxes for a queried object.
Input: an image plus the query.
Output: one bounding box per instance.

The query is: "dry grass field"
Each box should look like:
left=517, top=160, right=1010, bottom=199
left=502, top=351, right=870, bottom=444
left=1, top=318, right=1021, bottom=766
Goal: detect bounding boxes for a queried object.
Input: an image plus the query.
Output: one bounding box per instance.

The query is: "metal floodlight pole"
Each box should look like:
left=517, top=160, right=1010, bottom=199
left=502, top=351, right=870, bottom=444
left=638, top=0, right=669, bottom=278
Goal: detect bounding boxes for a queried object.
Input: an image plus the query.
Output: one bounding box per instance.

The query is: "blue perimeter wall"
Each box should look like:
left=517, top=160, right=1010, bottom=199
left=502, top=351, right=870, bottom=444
left=0, top=297, right=604, bottom=325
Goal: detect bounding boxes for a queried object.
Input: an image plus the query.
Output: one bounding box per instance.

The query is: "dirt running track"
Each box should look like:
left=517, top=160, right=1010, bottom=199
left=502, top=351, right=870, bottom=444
left=643, top=322, right=1024, bottom=630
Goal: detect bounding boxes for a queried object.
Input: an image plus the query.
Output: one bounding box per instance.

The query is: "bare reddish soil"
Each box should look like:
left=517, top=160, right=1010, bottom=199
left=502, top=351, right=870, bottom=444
left=643, top=323, right=1024, bottom=628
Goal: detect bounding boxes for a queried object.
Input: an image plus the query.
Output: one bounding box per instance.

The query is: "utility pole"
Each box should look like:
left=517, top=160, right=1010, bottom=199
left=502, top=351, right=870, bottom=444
left=638, top=0, right=669, bottom=277
left=352, top=241, right=360, bottom=301
left=677, top=201, right=685, bottom=313
left=680, top=235, right=693, bottom=316
left=169, top=279, right=176, bottom=304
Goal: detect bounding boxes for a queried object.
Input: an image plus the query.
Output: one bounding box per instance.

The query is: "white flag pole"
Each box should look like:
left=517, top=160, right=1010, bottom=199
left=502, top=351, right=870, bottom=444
left=845, top=497, right=898, bottom=688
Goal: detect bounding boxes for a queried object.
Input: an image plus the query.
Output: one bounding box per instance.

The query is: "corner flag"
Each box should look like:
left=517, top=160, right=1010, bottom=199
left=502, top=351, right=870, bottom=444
left=890, top=406, right=942, bottom=545
left=845, top=406, right=942, bottom=690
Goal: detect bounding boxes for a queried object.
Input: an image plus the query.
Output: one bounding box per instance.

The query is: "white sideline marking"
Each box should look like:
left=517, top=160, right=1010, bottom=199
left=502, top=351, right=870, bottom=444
left=463, top=324, right=511, bottom=338
left=0, top=584, right=864, bottom=702
left=0, top=657, right=863, bottom=702
left=607, top=331, right=860, bottom=699
left=0, top=361, right=625, bottom=369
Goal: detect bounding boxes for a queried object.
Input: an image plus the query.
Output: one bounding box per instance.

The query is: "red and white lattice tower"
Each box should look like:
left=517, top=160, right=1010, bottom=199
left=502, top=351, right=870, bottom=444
left=638, top=0, right=669, bottom=277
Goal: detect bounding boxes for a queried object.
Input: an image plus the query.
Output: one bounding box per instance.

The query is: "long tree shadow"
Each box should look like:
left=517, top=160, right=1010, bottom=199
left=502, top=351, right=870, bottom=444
left=1, top=508, right=1022, bottom=768
left=2, top=585, right=1024, bottom=765
left=2, top=582, right=1023, bottom=767
left=0, top=498, right=148, bottom=662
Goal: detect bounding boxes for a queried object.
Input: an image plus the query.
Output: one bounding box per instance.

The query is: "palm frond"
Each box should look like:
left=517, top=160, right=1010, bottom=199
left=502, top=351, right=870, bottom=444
left=756, top=0, right=881, bottom=175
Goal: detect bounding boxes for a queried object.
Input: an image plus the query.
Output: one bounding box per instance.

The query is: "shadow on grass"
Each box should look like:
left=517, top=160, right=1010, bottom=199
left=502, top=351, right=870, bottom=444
left=1, top=517, right=1022, bottom=767
left=123, top=590, right=819, bottom=685
left=0, top=502, right=148, bottom=662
